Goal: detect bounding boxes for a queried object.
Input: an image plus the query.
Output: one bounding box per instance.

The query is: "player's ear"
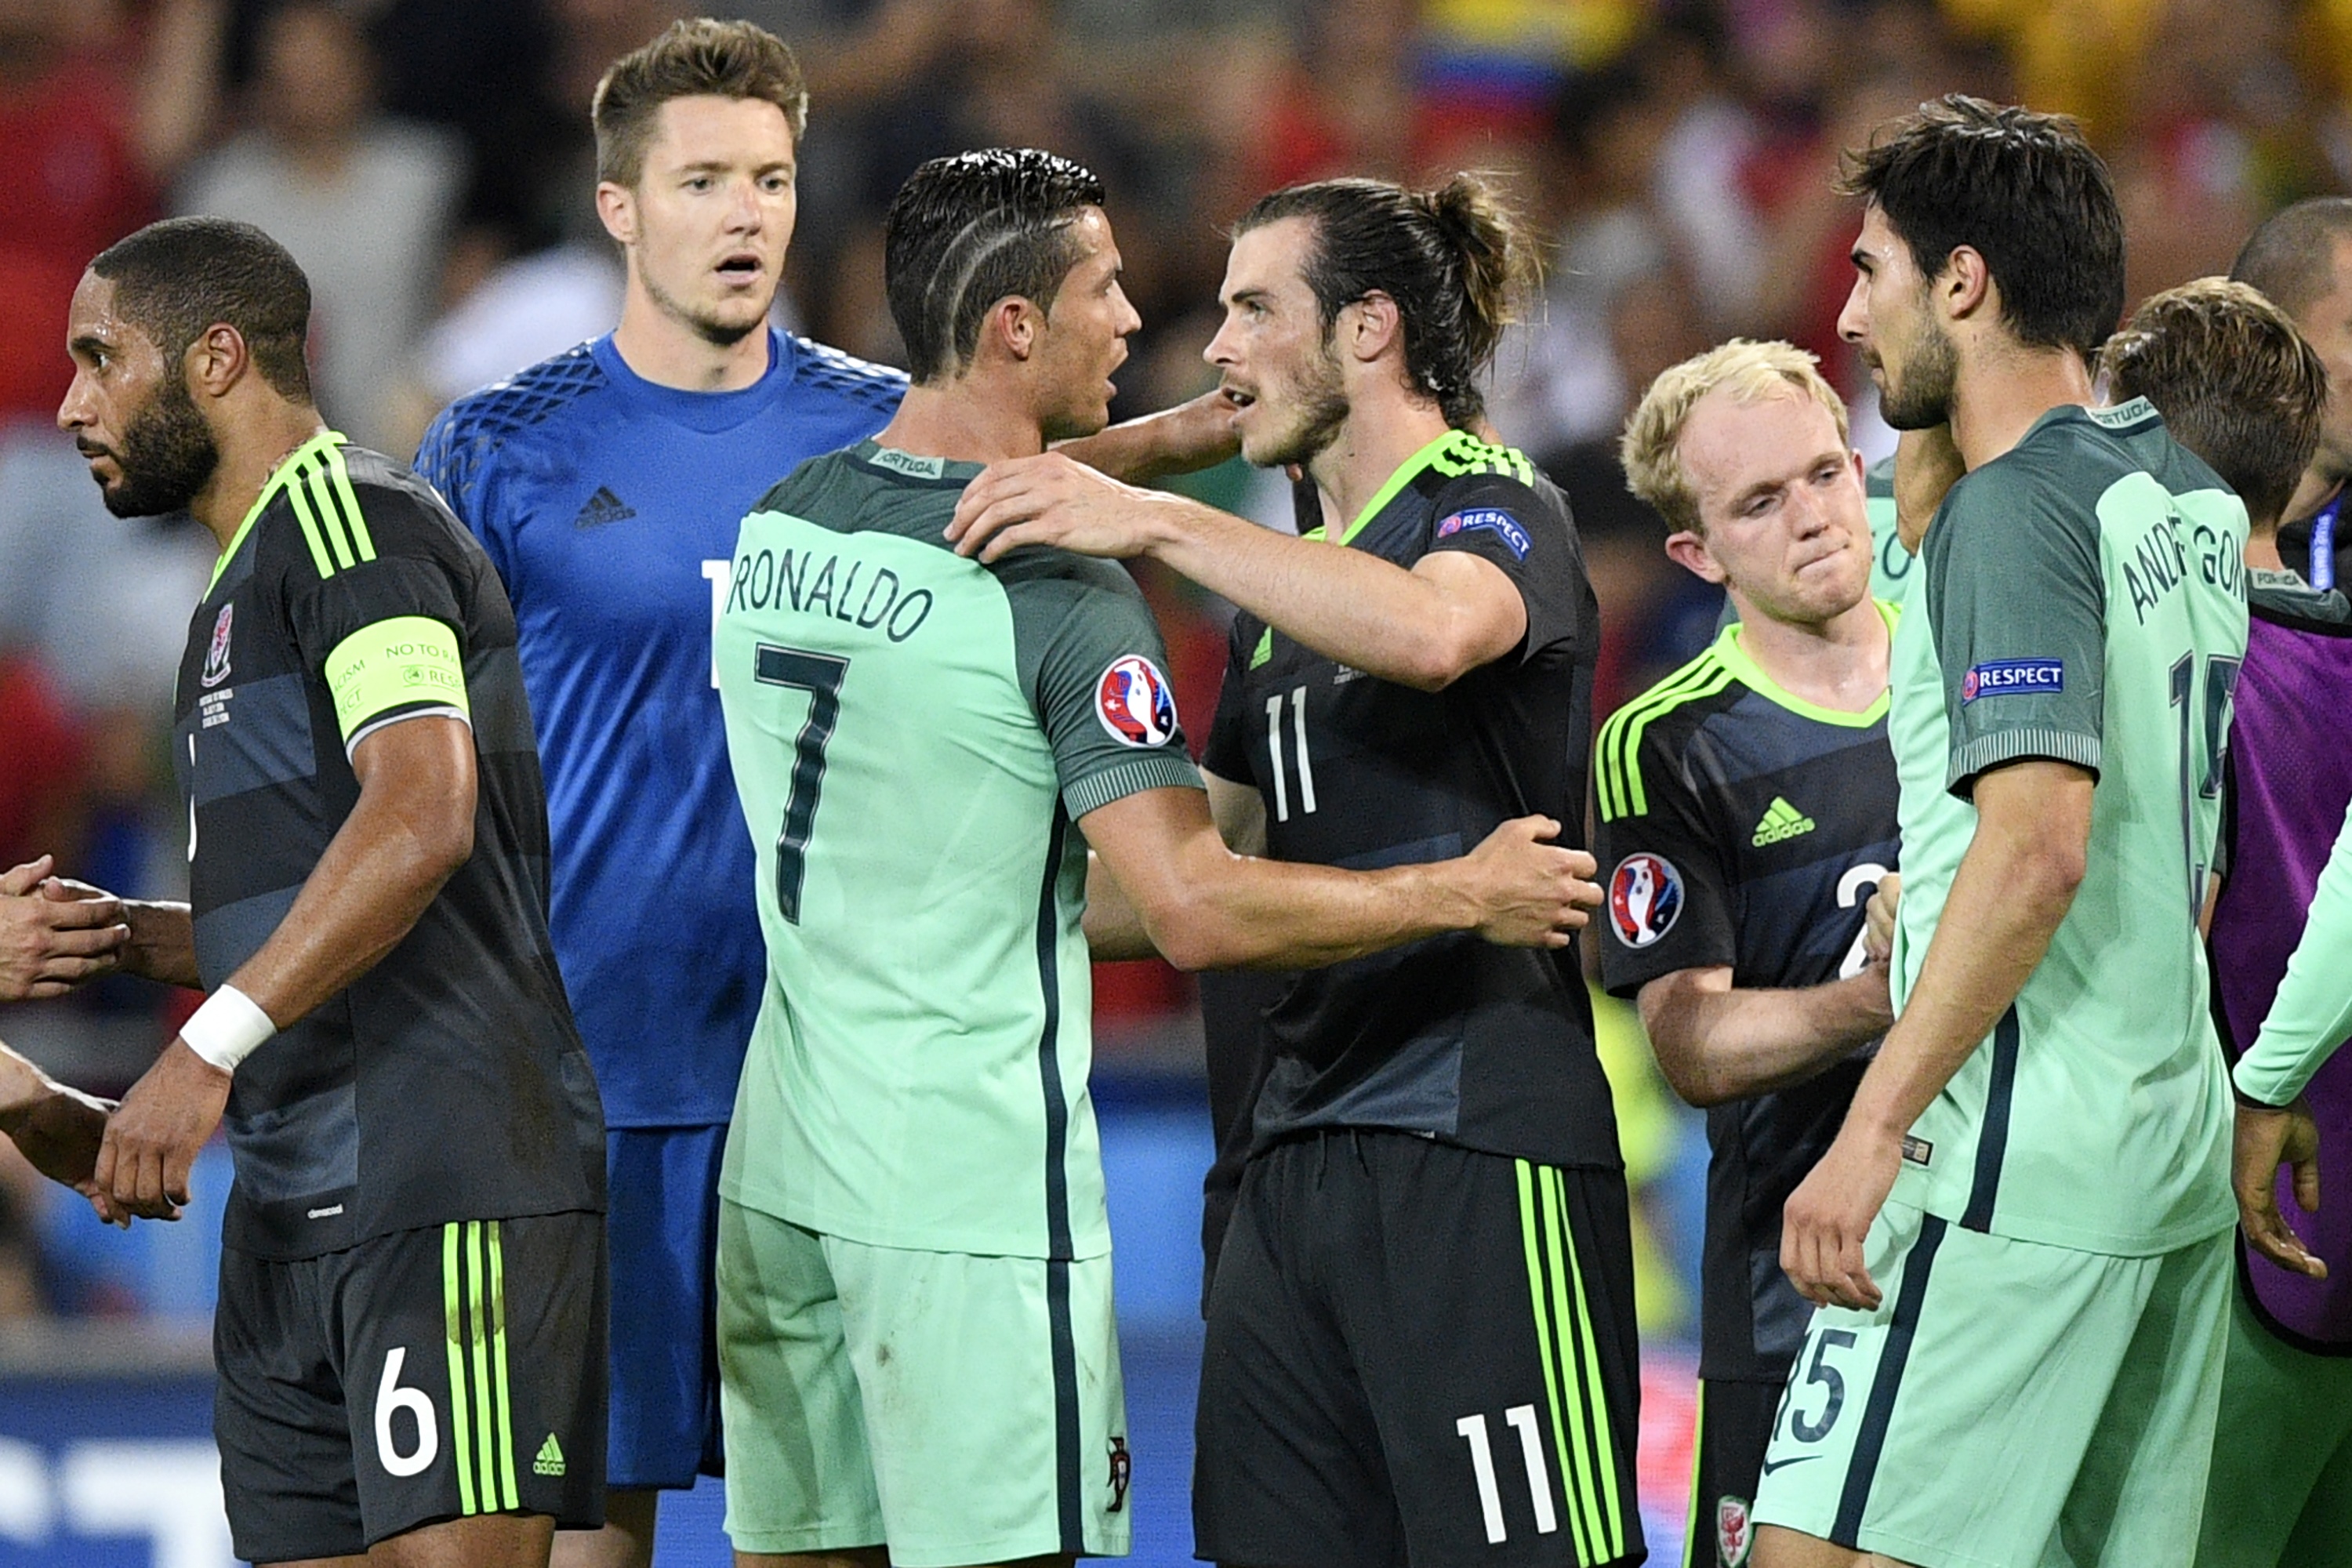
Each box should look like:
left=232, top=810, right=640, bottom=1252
left=185, top=323, right=249, bottom=402
left=595, top=181, right=638, bottom=248
left=1940, top=245, right=1991, bottom=323
left=1664, top=527, right=1727, bottom=585
left=1341, top=292, right=1402, bottom=365
left=991, top=296, right=1041, bottom=363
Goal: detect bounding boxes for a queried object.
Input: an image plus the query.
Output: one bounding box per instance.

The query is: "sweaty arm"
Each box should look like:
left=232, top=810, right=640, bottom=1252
left=1085, top=770, right=1263, bottom=960
left=948, top=453, right=1529, bottom=691
left=1780, top=767, right=2088, bottom=1309
left=96, top=717, right=478, bottom=1220
left=1639, top=966, right=1894, bottom=1109
left=1080, top=784, right=1592, bottom=972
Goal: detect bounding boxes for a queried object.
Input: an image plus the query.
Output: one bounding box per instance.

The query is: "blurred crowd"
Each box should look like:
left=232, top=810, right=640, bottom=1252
left=2, top=0, right=2346, bottom=1319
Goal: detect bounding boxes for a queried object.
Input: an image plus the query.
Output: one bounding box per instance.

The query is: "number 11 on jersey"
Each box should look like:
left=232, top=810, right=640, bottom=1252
left=1265, top=685, right=1318, bottom=822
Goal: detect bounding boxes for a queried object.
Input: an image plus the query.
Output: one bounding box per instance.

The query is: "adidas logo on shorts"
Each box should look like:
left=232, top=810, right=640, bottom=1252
left=1751, top=797, right=1817, bottom=847
left=534, top=1433, right=565, bottom=1477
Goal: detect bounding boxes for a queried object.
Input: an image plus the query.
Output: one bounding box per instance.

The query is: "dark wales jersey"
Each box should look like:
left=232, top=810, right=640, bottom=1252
left=172, top=432, right=604, bottom=1260
left=1201, top=430, right=1615, bottom=1169
left=1592, top=609, right=1901, bottom=1381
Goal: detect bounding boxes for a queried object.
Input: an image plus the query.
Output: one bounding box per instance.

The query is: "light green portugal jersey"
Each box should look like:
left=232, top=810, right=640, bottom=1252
left=713, top=441, right=1203, bottom=1259
left=1863, top=454, right=1915, bottom=605
left=1886, top=399, right=2247, bottom=1255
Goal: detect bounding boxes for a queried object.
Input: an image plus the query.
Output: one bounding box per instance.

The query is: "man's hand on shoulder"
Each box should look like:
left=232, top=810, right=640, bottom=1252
left=94, top=1038, right=231, bottom=1222
left=0, top=857, right=129, bottom=1001
left=948, top=452, right=1198, bottom=564
left=1448, top=816, right=1602, bottom=949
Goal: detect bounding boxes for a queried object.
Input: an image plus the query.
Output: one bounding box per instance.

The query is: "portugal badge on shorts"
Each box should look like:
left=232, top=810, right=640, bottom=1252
left=1608, top=852, right=1682, bottom=948
left=1716, top=1494, right=1754, bottom=1566
left=201, top=602, right=234, bottom=689
left=1107, top=1435, right=1131, bottom=1513
left=1095, top=655, right=1178, bottom=748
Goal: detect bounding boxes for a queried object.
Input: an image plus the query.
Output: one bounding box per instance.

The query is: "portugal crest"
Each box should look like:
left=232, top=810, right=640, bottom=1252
left=200, top=602, right=234, bottom=689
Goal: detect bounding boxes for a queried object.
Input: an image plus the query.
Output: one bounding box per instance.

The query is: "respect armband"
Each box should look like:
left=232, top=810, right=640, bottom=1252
left=324, top=615, right=470, bottom=748
left=179, top=984, right=278, bottom=1074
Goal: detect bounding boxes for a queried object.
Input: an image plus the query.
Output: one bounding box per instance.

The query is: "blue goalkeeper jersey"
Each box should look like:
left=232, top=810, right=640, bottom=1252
left=416, top=328, right=905, bottom=1125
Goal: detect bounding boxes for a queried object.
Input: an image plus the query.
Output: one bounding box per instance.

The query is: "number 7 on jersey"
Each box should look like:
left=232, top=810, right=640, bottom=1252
left=753, top=644, right=849, bottom=924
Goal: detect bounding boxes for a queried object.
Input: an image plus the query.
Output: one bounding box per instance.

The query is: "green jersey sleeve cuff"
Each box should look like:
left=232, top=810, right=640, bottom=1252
left=325, top=615, right=470, bottom=753
left=1947, top=728, right=2100, bottom=796
left=1064, top=754, right=1204, bottom=819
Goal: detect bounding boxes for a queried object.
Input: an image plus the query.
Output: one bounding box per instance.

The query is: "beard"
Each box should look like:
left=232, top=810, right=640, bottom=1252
left=92, top=374, right=220, bottom=518
left=644, top=268, right=766, bottom=349
left=1877, top=318, right=1958, bottom=431
left=1249, top=337, right=1351, bottom=470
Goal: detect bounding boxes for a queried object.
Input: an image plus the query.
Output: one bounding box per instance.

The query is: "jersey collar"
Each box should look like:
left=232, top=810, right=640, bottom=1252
left=1302, top=429, right=1464, bottom=547
left=208, top=428, right=346, bottom=594
left=1712, top=597, right=1898, bottom=728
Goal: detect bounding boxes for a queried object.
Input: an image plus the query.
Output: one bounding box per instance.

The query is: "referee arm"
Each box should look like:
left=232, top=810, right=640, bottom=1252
left=96, top=716, right=477, bottom=1221
left=1637, top=964, right=1893, bottom=1109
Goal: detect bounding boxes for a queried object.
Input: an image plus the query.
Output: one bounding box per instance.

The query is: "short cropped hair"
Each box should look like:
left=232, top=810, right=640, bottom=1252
left=2100, top=277, right=2326, bottom=528
left=2230, top=198, right=2352, bottom=321
left=1839, top=95, right=2124, bottom=362
left=593, top=19, right=808, bottom=188
left=1233, top=173, right=1539, bottom=429
left=1620, top=339, right=1851, bottom=535
left=90, top=216, right=313, bottom=399
left=882, top=148, right=1106, bottom=385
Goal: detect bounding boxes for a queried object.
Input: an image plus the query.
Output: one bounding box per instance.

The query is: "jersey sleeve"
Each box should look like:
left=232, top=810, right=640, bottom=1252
left=2237, top=793, right=2352, bottom=1105
left=1201, top=619, right=1258, bottom=784
left=414, top=399, right=517, bottom=588
left=1424, top=468, right=1583, bottom=664
left=1925, top=463, right=2106, bottom=796
left=279, top=477, right=474, bottom=757
left=1008, top=557, right=1204, bottom=819
left=1592, top=711, right=1738, bottom=996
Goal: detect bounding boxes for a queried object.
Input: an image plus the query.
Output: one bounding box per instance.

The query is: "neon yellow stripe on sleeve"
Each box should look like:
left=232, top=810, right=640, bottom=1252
left=325, top=615, right=468, bottom=742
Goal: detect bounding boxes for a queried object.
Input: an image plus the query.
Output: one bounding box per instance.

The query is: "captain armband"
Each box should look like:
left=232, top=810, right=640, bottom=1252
left=324, top=615, right=470, bottom=751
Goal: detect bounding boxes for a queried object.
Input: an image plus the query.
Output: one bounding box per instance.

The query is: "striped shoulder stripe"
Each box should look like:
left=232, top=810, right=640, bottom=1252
left=443, top=1219, right=521, bottom=1515
left=1595, top=652, right=1733, bottom=822
left=285, top=444, right=378, bottom=579
left=1438, top=430, right=1539, bottom=488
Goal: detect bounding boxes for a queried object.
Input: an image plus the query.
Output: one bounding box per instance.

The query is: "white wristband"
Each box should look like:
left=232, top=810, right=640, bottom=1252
left=179, top=985, right=277, bottom=1074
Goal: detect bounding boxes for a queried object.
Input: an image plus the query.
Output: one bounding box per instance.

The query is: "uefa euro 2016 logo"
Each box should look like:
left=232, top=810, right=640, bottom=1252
left=1095, top=655, right=1178, bottom=748
left=1608, top=852, right=1683, bottom=948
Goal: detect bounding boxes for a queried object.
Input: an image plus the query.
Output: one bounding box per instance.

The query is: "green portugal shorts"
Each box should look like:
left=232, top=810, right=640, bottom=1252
left=716, top=1199, right=1131, bottom=1566
left=2196, top=1279, right=2352, bottom=1567
left=1751, top=1201, right=2230, bottom=1568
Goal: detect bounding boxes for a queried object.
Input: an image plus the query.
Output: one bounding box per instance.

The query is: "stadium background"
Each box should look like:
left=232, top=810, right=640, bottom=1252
left=0, top=0, right=2334, bottom=1561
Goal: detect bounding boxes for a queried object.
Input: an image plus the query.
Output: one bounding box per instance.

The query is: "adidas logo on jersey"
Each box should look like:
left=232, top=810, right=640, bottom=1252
left=572, top=486, right=636, bottom=528
left=1751, top=797, right=1817, bottom=847
left=534, top=1433, right=565, bottom=1477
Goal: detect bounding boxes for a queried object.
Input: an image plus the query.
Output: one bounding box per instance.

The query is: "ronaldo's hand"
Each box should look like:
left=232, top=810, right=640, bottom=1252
left=1781, top=1125, right=1900, bottom=1311
left=2234, top=1095, right=2326, bottom=1280
left=94, top=1038, right=230, bottom=1221
left=1455, top=816, right=1601, bottom=949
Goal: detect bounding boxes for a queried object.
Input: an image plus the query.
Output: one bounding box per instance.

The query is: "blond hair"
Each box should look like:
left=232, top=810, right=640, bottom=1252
left=1620, top=339, right=1851, bottom=534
